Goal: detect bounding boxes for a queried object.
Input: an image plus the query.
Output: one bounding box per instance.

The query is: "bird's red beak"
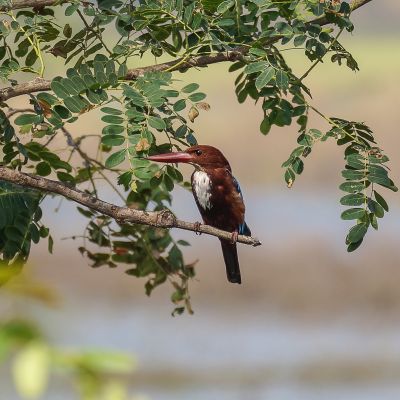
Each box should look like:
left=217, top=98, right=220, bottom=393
left=146, top=151, right=192, bottom=163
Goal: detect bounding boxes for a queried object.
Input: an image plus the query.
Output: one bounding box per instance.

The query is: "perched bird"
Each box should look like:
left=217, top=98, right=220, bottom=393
left=147, top=145, right=251, bottom=284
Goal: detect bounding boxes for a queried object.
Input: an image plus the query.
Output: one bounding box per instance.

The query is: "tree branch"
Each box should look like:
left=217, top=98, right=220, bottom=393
left=0, top=167, right=261, bottom=246
left=311, top=0, right=373, bottom=26
left=0, top=77, right=51, bottom=102
left=0, top=0, right=66, bottom=11
left=0, top=0, right=373, bottom=102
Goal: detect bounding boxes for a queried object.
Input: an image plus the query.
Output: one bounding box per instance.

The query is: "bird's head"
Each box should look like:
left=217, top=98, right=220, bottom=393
left=146, top=145, right=230, bottom=169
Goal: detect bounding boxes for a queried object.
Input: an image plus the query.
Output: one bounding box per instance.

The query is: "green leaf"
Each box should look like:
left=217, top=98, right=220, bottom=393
left=275, top=21, right=293, bottom=36
left=346, top=154, right=365, bottom=169
left=51, top=80, right=70, bottom=99
left=63, top=23, right=72, bottom=38
left=369, top=212, right=378, bottom=230
left=275, top=70, right=289, bottom=90
left=216, top=0, right=234, bottom=13
left=284, top=168, right=295, bottom=187
left=260, top=118, right=270, bottom=135
left=255, top=67, right=275, bottom=91
left=101, top=115, right=124, bottom=124
left=341, top=169, right=365, bottom=180
left=57, top=171, right=75, bottom=183
left=117, top=63, right=128, bottom=79
left=101, top=107, right=122, bottom=115
left=341, top=208, right=367, bottom=220
left=122, top=85, right=145, bottom=107
left=148, top=116, right=166, bottom=130
left=340, top=193, right=366, bottom=206
left=244, top=61, right=268, bottom=75
left=48, top=235, right=54, bottom=254
left=61, top=78, right=79, bottom=95
left=65, top=4, right=79, bottom=15
left=347, top=223, right=368, bottom=244
left=103, top=125, right=125, bottom=135
left=134, top=167, right=155, bottom=180
left=105, top=149, right=126, bottom=168
left=249, top=48, right=267, bottom=57
left=368, top=164, right=388, bottom=177
left=347, top=238, right=364, bottom=252
left=173, top=99, right=186, bottom=112
left=25, top=49, right=38, bottom=67
left=36, top=162, right=51, bottom=177
left=15, top=114, right=39, bottom=126
left=368, top=199, right=384, bottom=218
left=182, top=83, right=200, bottom=93
left=292, top=157, right=304, bottom=174
left=102, top=135, right=125, bottom=146
left=294, top=34, right=307, bottom=47
left=367, top=172, right=391, bottom=187
left=37, top=93, right=59, bottom=106
left=53, top=105, right=72, bottom=119
left=63, top=96, right=85, bottom=113
left=188, top=92, right=207, bottom=102
left=373, top=190, right=389, bottom=212
left=339, top=181, right=365, bottom=193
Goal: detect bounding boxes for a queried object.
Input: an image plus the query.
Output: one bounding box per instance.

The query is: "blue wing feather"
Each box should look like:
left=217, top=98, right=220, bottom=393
left=231, top=175, right=251, bottom=236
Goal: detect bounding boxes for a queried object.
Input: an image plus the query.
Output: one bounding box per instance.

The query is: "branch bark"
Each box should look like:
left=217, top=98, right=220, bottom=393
left=0, top=0, right=66, bottom=11
left=0, top=0, right=373, bottom=102
left=0, top=167, right=261, bottom=246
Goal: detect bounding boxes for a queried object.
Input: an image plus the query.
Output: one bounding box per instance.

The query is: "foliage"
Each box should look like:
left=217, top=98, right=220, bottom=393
left=0, top=0, right=394, bottom=313
left=0, top=277, right=138, bottom=400
left=0, top=181, right=51, bottom=284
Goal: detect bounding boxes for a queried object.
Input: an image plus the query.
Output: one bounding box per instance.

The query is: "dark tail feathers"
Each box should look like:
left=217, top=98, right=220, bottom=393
left=220, top=240, right=241, bottom=284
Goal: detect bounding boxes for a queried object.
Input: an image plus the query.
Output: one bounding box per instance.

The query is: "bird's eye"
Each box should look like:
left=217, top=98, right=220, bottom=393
left=195, top=149, right=202, bottom=156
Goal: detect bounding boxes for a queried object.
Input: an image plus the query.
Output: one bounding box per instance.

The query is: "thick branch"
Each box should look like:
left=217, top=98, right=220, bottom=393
left=125, top=49, right=246, bottom=79
left=0, top=0, right=65, bottom=11
left=0, top=167, right=261, bottom=246
left=0, top=77, right=51, bottom=102
left=0, top=0, right=372, bottom=102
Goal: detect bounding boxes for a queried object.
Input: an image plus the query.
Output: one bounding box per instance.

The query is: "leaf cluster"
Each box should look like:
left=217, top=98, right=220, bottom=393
left=0, top=0, right=392, bottom=312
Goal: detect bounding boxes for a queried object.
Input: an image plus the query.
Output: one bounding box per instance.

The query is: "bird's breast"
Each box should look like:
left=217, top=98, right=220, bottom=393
left=192, top=171, right=212, bottom=210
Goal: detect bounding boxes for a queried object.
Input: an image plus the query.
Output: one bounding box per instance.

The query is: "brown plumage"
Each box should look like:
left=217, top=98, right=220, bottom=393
left=147, top=145, right=251, bottom=284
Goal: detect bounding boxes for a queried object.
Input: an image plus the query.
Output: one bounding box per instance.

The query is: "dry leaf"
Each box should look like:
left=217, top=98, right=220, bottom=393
left=188, top=106, right=199, bottom=123
left=197, top=102, right=210, bottom=111
left=37, top=99, right=53, bottom=118
left=79, top=104, right=95, bottom=115
left=113, top=247, right=128, bottom=255
left=135, top=138, right=150, bottom=152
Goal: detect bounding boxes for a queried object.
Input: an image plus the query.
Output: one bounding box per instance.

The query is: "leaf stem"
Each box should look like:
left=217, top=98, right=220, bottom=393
left=300, top=27, right=344, bottom=82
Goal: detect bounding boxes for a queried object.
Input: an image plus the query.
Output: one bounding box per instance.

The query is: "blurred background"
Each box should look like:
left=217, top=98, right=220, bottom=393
left=1, top=1, right=400, bottom=399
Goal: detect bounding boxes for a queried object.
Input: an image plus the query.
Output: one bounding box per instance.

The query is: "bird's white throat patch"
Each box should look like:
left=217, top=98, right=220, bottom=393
left=193, top=171, right=212, bottom=210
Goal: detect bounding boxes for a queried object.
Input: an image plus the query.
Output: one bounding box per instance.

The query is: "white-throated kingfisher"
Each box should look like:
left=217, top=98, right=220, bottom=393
left=147, top=145, right=251, bottom=284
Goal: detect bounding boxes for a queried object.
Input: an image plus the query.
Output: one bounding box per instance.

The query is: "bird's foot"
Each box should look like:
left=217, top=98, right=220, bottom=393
left=194, top=221, right=202, bottom=235
left=230, top=230, right=239, bottom=244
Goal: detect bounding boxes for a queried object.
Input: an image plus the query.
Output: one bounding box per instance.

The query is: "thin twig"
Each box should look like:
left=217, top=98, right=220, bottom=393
left=300, top=27, right=344, bottom=81
left=76, top=8, right=114, bottom=58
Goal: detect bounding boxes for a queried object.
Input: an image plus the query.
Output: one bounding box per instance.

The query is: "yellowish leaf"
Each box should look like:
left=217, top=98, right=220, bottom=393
left=188, top=106, right=199, bottom=123
left=135, top=138, right=150, bottom=152
left=12, top=342, right=50, bottom=399
left=130, top=180, right=138, bottom=192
